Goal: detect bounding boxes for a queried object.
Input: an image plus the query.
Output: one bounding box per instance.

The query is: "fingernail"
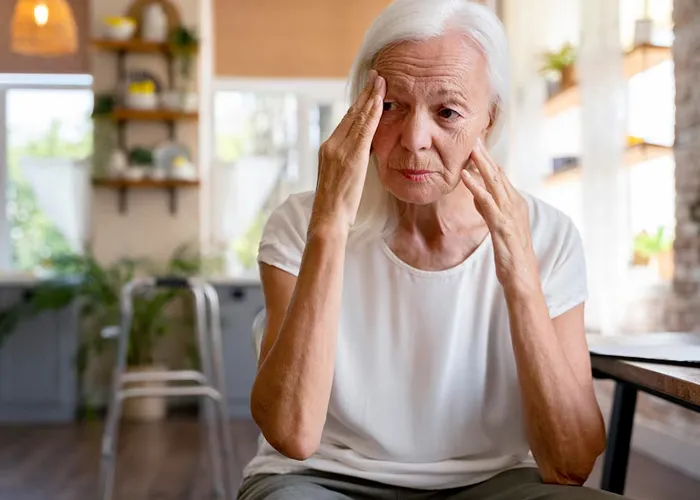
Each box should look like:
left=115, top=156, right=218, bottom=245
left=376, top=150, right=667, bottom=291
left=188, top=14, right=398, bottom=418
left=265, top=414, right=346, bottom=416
left=374, top=76, right=384, bottom=92
left=368, top=69, right=377, bottom=85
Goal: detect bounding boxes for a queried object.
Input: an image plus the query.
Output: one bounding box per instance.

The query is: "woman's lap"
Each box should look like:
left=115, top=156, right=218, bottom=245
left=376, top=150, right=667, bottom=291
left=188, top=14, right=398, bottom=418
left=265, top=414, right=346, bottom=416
left=442, top=468, right=624, bottom=500
left=236, top=470, right=396, bottom=500
left=237, top=468, right=626, bottom=500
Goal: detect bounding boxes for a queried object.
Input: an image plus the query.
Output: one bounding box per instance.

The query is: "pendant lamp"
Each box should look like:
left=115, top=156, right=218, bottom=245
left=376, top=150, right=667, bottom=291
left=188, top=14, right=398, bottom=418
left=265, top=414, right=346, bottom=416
left=11, top=0, right=78, bottom=56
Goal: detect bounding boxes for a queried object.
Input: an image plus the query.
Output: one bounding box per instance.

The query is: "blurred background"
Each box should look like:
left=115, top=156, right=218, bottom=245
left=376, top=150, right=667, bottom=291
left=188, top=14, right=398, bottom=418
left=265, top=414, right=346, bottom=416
left=0, top=1, right=698, bottom=499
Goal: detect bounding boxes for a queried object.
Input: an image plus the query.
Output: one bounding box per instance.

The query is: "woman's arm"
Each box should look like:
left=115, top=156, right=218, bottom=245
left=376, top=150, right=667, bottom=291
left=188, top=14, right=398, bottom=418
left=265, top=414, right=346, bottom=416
left=505, top=288, right=606, bottom=485
left=250, top=70, right=387, bottom=460
left=252, top=228, right=349, bottom=460
left=461, top=140, right=605, bottom=484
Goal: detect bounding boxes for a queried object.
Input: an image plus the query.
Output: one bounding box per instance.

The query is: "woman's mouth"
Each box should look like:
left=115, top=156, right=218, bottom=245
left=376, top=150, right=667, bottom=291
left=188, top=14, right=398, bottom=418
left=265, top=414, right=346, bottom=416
left=399, top=170, right=432, bottom=182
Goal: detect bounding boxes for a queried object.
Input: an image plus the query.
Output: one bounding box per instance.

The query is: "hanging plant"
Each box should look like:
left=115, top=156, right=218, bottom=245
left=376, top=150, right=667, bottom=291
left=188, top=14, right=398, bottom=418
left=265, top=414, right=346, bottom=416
left=168, top=26, right=199, bottom=92
left=92, top=93, right=117, bottom=118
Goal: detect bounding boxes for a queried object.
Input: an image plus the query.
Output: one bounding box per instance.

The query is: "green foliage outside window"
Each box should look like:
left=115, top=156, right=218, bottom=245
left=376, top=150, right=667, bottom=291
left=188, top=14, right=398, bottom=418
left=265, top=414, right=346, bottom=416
left=8, top=118, right=92, bottom=272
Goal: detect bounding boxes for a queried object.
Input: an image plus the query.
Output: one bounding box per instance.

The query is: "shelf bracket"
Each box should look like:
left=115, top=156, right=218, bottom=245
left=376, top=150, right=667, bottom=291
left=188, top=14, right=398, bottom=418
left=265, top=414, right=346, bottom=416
left=118, top=187, right=128, bottom=214
left=167, top=187, right=177, bottom=215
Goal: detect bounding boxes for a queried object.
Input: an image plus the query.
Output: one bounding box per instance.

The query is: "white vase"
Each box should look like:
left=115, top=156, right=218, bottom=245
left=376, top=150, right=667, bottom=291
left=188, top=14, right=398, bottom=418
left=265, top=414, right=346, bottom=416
left=142, top=4, right=168, bottom=42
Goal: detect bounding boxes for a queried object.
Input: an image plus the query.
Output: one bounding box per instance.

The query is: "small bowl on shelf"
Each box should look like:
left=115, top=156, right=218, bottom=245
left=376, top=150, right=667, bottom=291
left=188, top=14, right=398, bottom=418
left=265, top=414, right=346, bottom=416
left=125, top=92, right=159, bottom=110
left=103, top=17, right=136, bottom=41
left=123, top=167, right=146, bottom=181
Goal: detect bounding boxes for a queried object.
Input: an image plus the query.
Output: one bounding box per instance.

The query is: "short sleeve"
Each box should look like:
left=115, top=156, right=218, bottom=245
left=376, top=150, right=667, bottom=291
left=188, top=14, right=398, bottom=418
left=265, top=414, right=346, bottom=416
left=257, top=192, right=314, bottom=276
left=540, top=213, right=589, bottom=318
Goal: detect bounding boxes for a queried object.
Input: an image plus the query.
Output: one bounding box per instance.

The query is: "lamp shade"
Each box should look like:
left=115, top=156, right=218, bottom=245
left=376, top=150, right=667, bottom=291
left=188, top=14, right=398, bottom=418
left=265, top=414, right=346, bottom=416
left=11, top=0, right=78, bottom=56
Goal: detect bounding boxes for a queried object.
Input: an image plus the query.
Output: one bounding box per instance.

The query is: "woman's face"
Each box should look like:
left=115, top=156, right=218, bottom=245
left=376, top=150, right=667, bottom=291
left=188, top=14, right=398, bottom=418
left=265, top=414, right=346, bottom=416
left=372, top=33, right=493, bottom=205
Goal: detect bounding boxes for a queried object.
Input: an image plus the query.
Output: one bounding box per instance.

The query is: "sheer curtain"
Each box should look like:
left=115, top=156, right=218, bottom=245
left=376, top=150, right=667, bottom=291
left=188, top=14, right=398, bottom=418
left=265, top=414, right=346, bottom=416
left=578, top=0, right=628, bottom=333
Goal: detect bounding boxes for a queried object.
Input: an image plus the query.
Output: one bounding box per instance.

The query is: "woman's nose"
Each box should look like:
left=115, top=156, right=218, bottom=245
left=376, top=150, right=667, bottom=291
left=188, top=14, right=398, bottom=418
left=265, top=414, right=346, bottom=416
left=400, top=111, right=432, bottom=153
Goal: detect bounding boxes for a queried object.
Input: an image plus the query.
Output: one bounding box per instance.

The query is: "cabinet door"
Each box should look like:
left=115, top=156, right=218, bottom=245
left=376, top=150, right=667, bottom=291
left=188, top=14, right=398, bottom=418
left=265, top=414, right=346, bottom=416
left=217, top=284, right=264, bottom=418
left=0, top=288, right=78, bottom=423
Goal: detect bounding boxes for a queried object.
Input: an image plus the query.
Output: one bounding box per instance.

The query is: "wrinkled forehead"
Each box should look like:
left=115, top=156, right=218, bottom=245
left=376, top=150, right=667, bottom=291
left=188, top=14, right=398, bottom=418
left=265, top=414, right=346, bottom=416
left=373, top=33, right=490, bottom=101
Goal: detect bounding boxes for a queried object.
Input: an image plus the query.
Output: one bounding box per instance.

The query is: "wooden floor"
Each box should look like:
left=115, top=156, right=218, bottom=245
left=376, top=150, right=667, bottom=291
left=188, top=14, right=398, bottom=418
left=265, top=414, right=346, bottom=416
left=0, top=418, right=698, bottom=499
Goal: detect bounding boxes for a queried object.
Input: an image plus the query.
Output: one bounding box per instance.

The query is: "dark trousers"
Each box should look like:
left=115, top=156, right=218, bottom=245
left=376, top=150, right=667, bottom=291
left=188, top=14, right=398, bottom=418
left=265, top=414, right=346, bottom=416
left=238, top=467, right=625, bottom=500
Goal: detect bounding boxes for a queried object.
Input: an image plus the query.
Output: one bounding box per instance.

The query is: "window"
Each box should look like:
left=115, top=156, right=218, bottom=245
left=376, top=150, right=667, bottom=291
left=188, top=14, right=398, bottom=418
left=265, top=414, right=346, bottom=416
left=0, top=74, right=93, bottom=274
left=210, top=79, right=347, bottom=277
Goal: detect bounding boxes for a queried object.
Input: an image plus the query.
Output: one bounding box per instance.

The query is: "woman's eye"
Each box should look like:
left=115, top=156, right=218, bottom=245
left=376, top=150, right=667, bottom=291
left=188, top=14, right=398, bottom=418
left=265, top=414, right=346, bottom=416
left=439, top=108, right=460, bottom=119
left=383, top=102, right=396, bottom=112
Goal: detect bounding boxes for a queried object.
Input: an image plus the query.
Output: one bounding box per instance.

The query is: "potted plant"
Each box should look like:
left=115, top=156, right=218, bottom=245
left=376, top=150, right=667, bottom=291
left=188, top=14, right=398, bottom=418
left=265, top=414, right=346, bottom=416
left=0, top=244, right=220, bottom=421
left=632, top=226, right=674, bottom=280
left=126, top=146, right=154, bottom=180
left=164, top=25, right=199, bottom=111
left=539, top=43, right=577, bottom=95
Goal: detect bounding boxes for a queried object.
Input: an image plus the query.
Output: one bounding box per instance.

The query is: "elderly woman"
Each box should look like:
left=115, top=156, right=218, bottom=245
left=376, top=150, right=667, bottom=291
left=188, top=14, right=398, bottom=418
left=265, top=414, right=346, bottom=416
left=238, top=1, right=620, bottom=499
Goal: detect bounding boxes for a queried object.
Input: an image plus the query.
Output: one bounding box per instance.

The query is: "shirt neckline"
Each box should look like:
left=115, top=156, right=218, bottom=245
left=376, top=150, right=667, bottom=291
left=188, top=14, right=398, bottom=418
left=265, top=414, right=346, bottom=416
left=380, top=232, right=493, bottom=278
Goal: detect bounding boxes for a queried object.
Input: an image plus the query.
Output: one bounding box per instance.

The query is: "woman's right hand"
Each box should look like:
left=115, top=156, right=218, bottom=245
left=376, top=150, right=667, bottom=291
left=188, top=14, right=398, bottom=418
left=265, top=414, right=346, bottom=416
left=311, top=69, right=386, bottom=234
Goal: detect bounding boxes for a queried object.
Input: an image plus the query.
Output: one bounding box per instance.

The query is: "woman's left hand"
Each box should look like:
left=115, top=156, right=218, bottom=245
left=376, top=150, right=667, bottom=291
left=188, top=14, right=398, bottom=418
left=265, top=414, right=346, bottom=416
left=460, top=139, right=540, bottom=292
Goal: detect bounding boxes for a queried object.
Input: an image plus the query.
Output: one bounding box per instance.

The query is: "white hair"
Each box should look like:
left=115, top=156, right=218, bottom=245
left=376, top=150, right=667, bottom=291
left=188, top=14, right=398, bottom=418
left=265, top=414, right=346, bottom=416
left=347, top=0, right=511, bottom=243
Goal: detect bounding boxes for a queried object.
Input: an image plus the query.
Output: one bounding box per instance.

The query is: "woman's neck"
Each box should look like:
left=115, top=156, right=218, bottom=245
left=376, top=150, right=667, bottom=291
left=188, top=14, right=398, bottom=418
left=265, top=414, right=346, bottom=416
left=389, top=183, right=489, bottom=271
left=395, top=182, right=484, bottom=239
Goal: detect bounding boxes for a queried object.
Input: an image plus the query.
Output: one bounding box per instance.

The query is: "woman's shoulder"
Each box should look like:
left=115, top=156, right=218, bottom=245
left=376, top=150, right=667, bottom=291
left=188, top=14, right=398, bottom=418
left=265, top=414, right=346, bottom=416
left=264, top=190, right=316, bottom=239
left=520, top=190, right=579, bottom=238
left=270, top=190, right=316, bottom=223
left=519, top=191, right=588, bottom=316
left=257, top=191, right=316, bottom=276
left=519, top=190, right=584, bottom=262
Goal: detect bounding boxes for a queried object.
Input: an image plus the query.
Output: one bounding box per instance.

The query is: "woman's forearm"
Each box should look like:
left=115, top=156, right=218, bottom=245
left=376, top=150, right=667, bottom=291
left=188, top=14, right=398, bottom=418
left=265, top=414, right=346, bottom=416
left=251, top=222, right=348, bottom=460
left=504, top=282, right=606, bottom=485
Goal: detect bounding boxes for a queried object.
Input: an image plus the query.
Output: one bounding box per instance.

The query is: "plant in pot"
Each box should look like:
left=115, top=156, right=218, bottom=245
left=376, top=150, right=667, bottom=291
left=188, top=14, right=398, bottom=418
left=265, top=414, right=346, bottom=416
left=632, top=226, right=674, bottom=280
left=166, top=25, right=199, bottom=111
left=126, top=146, right=154, bottom=180
left=0, top=244, right=218, bottom=421
left=539, top=43, right=577, bottom=96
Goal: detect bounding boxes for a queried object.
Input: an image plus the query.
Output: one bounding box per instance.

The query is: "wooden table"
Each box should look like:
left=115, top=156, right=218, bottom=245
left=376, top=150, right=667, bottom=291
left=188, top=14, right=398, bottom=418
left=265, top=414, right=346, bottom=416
left=589, top=333, right=700, bottom=494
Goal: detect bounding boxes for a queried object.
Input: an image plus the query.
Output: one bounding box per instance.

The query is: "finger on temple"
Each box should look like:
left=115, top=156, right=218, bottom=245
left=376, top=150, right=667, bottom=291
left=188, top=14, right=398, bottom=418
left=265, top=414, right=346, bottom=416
left=333, top=70, right=378, bottom=139
left=354, top=94, right=384, bottom=151
left=346, top=74, right=385, bottom=140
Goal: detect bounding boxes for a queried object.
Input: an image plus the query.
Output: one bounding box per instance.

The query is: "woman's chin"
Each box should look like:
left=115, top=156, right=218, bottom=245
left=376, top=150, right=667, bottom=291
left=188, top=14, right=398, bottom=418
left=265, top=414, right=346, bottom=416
left=385, top=181, right=443, bottom=205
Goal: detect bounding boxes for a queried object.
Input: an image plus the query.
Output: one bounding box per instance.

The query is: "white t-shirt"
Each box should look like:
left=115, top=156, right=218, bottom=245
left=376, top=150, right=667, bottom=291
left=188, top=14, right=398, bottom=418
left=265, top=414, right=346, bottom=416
left=244, top=190, right=588, bottom=490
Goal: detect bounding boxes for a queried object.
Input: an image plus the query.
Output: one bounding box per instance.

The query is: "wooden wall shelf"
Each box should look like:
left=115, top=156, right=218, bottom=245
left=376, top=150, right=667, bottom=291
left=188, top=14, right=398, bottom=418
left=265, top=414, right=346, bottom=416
left=92, top=178, right=200, bottom=215
left=543, top=44, right=672, bottom=117
left=623, top=44, right=672, bottom=79
left=543, top=85, right=580, bottom=117
left=111, top=108, right=199, bottom=121
left=544, top=142, right=673, bottom=186
left=624, top=142, right=672, bottom=166
left=92, top=38, right=198, bottom=55
left=544, top=166, right=581, bottom=186
left=93, top=38, right=169, bottom=53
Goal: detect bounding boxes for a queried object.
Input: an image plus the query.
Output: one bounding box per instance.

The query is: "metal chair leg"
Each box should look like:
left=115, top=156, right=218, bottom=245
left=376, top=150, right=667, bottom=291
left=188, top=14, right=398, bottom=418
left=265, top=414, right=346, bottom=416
left=193, top=286, right=226, bottom=498
left=98, top=279, right=144, bottom=500
left=204, top=283, right=236, bottom=497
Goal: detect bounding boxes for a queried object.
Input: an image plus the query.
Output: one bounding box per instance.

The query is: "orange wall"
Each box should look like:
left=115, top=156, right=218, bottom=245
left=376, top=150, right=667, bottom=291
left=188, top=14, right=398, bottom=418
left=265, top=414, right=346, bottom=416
left=0, top=0, right=90, bottom=74
left=214, top=0, right=393, bottom=78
